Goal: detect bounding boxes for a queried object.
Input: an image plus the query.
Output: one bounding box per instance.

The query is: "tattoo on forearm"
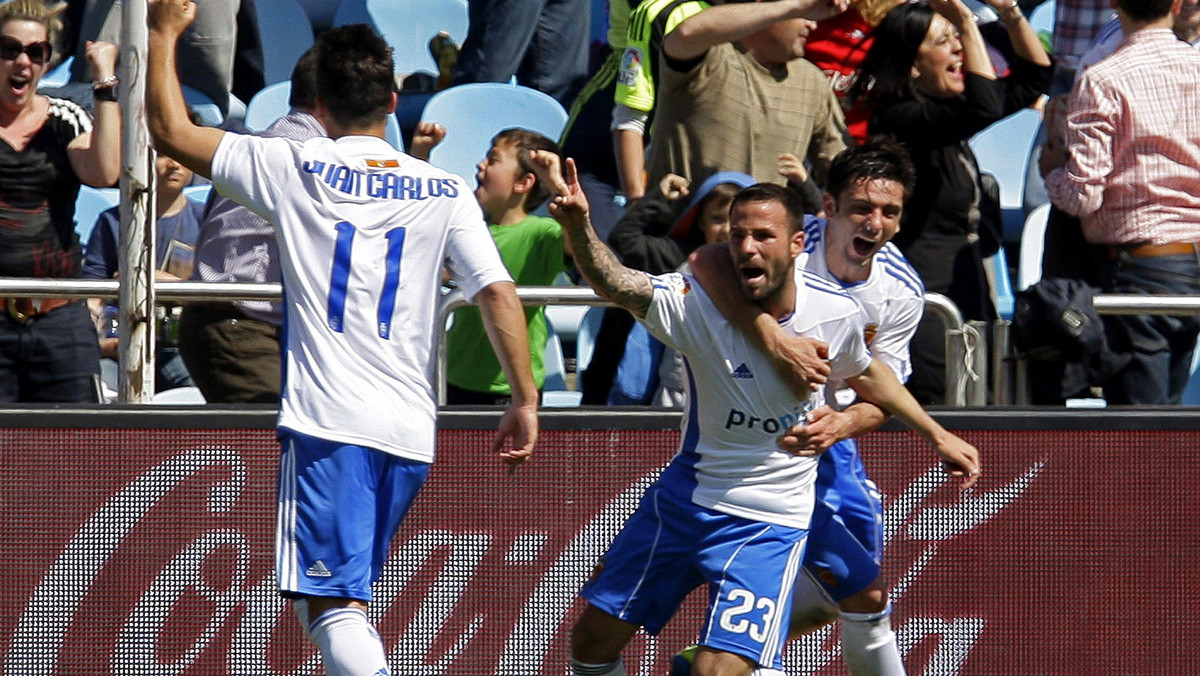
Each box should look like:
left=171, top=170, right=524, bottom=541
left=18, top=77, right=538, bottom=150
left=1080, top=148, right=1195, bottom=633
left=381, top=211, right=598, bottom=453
left=563, top=222, right=652, bottom=315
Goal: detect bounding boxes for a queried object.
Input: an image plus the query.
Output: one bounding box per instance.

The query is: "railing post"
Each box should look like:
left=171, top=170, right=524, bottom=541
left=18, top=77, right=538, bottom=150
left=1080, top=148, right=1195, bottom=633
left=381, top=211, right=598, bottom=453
left=117, top=0, right=155, bottom=402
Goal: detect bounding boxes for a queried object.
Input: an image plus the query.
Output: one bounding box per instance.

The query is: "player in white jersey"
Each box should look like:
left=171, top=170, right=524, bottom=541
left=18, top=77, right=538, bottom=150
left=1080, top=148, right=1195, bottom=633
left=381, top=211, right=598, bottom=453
left=688, top=138, right=974, bottom=676
left=146, top=4, right=539, bottom=674
left=532, top=153, right=979, bottom=676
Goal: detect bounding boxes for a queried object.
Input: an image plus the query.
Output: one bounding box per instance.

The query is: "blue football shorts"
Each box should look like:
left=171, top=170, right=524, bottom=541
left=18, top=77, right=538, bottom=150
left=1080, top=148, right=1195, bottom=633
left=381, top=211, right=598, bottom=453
left=801, top=438, right=885, bottom=602
left=275, top=428, right=430, bottom=602
left=582, top=483, right=808, bottom=670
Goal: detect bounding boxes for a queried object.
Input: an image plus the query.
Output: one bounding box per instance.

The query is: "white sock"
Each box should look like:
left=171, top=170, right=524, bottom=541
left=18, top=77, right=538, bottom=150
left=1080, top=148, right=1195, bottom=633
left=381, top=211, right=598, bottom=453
left=570, top=657, right=627, bottom=676
left=749, top=668, right=788, bottom=675
left=840, top=606, right=906, bottom=676
left=303, top=605, right=390, bottom=676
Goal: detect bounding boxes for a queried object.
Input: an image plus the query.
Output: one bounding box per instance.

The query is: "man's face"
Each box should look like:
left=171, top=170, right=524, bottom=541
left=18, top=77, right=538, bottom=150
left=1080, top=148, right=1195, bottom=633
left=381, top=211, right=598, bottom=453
left=822, top=177, right=905, bottom=271
left=728, top=199, right=803, bottom=303
left=1176, top=0, right=1200, bottom=42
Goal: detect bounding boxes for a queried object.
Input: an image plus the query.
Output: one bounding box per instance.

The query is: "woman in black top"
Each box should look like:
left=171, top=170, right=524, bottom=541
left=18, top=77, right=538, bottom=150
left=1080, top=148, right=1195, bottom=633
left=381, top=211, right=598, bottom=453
left=851, top=0, right=1051, bottom=403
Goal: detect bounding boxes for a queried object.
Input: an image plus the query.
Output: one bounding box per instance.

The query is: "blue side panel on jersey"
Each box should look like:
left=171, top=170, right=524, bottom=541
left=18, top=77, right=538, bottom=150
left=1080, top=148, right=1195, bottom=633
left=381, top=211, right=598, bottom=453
left=661, top=358, right=702, bottom=496
left=327, top=221, right=355, bottom=332
left=377, top=227, right=407, bottom=339
left=280, top=286, right=290, bottom=400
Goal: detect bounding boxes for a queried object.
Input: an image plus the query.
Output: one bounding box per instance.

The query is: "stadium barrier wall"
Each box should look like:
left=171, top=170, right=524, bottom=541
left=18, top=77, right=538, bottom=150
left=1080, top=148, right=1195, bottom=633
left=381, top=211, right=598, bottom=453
left=2, top=407, right=1198, bottom=675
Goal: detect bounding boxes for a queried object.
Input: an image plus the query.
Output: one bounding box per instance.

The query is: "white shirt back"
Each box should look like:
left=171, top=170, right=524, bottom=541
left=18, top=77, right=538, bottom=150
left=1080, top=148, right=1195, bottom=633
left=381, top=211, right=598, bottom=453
left=212, top=133, right=510, bottom=462
left=640, top=270, right=871, bottom=529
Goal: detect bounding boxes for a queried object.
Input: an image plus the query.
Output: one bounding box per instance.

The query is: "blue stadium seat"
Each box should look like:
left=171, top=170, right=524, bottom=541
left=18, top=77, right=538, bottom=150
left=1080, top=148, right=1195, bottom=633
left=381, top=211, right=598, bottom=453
left=541, top=328, right=582, bottom=408
left=252, top=0, right=315, bottom=86
left=74, top=186, right=120, bottom=247
left=986, top=246, right=1015, bottom=321
left=334, top=0, right=468, bottom=77
left=183, top=184, right=213, bottom=205
left=243, top=81, right=292, bottom=132
left=574, top=306, right=605, bottom=375
left=38, top=55, right=73, bottom=90
left=1182, top=350, right=1200, bottom=406
left=181, top=85, right=225, bottom=127
left=1029, top=0, right=1056, bottom=35
left=970, top=107, right=1044, bottom=245
left=1017, top=202, right=1052, bottom=291
left=419, top=82, right=568, bottom=184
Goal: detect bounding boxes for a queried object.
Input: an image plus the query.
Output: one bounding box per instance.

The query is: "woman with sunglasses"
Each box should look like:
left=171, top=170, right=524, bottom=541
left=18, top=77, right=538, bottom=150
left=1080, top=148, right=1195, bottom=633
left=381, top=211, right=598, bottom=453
left=0, top=0, right=120, bottom=403
left=849, top=0, right=1051, bottom=405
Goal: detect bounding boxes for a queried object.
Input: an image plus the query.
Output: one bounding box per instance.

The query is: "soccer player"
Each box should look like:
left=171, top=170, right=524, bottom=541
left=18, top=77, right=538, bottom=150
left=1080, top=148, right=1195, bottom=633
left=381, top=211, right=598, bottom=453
left=146, top=3, right=539, bottom=674
left=687, top=138, right=951, bottom=675
left=532, top=153, right=978, bottom=676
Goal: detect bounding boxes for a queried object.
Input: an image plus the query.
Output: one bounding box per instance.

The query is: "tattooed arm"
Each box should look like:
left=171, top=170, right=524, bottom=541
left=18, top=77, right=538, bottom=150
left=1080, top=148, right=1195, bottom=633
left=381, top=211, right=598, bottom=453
left=531, top=152, right=653, bottom=318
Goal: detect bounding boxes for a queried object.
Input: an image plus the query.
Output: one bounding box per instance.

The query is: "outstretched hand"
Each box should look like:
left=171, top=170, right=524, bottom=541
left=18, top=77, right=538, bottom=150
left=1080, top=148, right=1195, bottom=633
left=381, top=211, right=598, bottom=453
left=530, top=152, right=590, bottom=231
left=147, top=0, right=197, bottom=38
left=935, top=433, right=982, bottom=489
left=491, top=402, right=538, bottom=474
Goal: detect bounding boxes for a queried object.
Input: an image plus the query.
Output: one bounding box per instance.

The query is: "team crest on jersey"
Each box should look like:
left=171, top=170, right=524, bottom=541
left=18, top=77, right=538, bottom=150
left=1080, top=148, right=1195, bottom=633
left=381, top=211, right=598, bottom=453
left=864, top=323, right=878, bottom=345
left=651, top=274, right=690, bottom=296
left=365, top=158, right=401, bottom=169
left=618, top=48, right=642, bottom=86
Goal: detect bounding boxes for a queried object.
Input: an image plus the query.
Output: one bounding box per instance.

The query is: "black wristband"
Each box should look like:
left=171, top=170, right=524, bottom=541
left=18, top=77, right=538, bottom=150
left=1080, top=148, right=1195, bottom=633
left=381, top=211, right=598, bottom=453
left=93, top=85, right=117, bottom=103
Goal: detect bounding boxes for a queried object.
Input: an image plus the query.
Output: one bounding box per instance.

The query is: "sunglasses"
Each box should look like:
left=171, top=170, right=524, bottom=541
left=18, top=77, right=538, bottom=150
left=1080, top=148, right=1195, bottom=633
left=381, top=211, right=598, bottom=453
left=0, top=36, right=51, bottom=65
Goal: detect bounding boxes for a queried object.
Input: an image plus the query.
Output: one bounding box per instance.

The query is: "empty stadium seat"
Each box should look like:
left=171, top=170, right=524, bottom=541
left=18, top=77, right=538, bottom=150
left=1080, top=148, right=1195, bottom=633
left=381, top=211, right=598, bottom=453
left=1029, top=0, right=1056, bottom=34
left=419, top=82, right=568, bottom=184
left=74, top=186, right=120, bottom=247
left=1017, top=202, right=1052, bottom=291
left=183, top=184, right=213, bottom=205
left=985, top=246, right=1016, bottom=320
left=970, top=107, right=1044, bottom=245
left=1182, top=350, right=1200, bottom=406
left=38, top=55, right=73, bottom=90
left=252, top=0, right=315, bottom=86
left=243, top=81, right=292, bottom=132
left=574, top=306, right=605, bottom=375
left=542, top=328, right=583, bottom=408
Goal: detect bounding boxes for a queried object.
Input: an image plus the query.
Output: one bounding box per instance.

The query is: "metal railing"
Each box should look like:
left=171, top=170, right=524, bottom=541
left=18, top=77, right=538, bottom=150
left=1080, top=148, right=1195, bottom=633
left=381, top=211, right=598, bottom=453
left=435, top=287, right=979, bottom=406
left=13, top=277, right=1191, bottom=407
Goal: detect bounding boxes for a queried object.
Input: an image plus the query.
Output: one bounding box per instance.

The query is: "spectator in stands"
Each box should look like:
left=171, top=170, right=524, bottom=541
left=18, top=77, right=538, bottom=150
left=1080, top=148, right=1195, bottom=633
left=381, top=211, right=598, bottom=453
left=611, top=0, right=713, bottom=204
left=803, top=0, right=904, bottom=144
left=443, top=128, right=573, bottom=405
left=1041, top=0, right=1200, bottom=405
left=82, top=145, right=204, bottom=393
left=558, top=0, right=638, bottom=244
left=176, top=47, right=323, bottom=404
left=69, top=0, right=248, bottom=115
left=850, top=0, right=1051, bottom=404
left=608, top=171, right=755, bottom=406
left=1049, top=0, right=1114, bottom=93
left=0, top=0, right=120, bottom=403
left=453, top=0, right=591, bottom=107
left=645, top=0, right=850, bottom=191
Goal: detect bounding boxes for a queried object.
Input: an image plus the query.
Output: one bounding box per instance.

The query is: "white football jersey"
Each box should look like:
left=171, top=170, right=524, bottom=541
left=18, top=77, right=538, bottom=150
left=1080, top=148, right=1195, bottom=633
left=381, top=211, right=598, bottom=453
left=802, top=216, right=924, bottom=408
left=212, top=133, right=511, bottom=463
left=640, top=270, right=872, bottom=529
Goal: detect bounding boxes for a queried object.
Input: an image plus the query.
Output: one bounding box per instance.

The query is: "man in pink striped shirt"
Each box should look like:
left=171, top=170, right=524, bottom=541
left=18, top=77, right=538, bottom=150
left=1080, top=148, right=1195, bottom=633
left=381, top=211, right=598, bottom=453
left=1042, top=0, right=1200, bottom=404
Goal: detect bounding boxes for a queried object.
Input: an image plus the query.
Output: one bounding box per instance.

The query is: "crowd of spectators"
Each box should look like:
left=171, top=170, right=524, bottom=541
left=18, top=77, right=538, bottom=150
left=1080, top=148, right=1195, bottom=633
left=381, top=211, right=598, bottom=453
left=2, top=0, right=1197, bottom=406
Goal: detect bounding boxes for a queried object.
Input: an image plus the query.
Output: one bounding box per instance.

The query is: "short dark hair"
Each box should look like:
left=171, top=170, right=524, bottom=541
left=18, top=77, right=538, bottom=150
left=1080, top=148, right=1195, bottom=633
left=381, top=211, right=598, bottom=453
left=493, top=128, right=561, bottom=210
left=313, top=24, right=394, bottom=130
left=730, top=183, right=806, bottom=233
left=1115, top=0, right=1174, bottom=21
left=825, top=135, right=916, bottom=201
left=850, top=2, right=934, bottom=104
left=288, top=46, right=320, bottom=109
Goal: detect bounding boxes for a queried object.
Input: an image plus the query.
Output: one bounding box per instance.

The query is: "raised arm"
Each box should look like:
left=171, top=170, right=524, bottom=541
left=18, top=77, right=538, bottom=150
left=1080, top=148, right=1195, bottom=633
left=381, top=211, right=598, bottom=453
left=689, top=242, right=830, bottom=396
left=533, top=152, right=654, bottom=318
left=476, top=281, right=539, bottom=471
left=663, top=0, right=850, bottom=62
left=66, top=41, right=121, bottom=187
left=847, top=359, right=981, bottom=486
left=146, top=0, right=224, bottom=179
left=982, top=0, right=1052, bottom=67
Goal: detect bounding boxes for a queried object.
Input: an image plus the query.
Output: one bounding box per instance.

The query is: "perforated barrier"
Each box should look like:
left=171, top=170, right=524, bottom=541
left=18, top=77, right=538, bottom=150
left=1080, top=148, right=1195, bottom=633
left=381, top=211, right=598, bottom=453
left=2, top=408, right=1197, bottom=675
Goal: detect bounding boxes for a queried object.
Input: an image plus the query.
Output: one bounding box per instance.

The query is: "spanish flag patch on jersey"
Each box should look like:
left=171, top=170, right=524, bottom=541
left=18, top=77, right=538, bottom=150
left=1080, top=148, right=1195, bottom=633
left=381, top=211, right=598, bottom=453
left=365, top=158, right=400, bottom=169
